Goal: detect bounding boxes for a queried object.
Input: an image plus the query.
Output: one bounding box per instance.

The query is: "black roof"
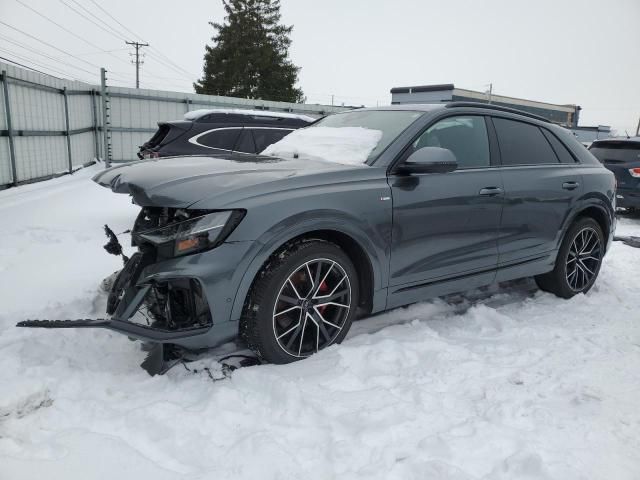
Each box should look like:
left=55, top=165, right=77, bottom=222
left=592, top=137, right=640, bottom=145
left=390, top=84, right=455, bottom=94
left=355, top=101, right=550, bottom=123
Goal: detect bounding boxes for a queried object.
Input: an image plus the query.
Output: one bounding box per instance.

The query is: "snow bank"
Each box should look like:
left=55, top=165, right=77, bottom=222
left=184, top=108, right=316, bottom=123
left=1, top=170, right=640, bottom=479
left=261, top=126, right=383, bottom=165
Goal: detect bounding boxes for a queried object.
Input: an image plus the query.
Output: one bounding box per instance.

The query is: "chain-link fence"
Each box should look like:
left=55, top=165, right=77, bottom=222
left=0, top=61, right=348, bottom=188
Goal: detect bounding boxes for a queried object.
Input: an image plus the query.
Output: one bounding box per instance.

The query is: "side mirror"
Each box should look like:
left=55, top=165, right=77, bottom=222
left=396, top=147, right=458, bottom=174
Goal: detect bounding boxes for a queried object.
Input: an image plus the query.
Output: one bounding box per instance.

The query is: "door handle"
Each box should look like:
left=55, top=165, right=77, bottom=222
left=478, top=187, right=504, bottom=196
left=562, top=181, right=579, bottom=190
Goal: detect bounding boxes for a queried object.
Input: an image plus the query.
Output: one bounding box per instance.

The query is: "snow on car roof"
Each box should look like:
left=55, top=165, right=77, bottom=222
left=184, top=108, right=316, bottom=123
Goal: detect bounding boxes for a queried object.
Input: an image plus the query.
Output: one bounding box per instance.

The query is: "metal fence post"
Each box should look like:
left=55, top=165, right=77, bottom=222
left=100, top=68, right=111, bottom=167
left=63, top=87, right=73, bottom=173
left=90, top=89, right=100, bottom=160
left=1, top=70, right=18, bottom=186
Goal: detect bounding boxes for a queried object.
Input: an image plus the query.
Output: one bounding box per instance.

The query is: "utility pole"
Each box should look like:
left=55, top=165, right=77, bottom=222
left=487, top=83, right=493, bottom=104
left=125, top=41, right=149, bottom=88
left=635, top=116, right=640, bottom=137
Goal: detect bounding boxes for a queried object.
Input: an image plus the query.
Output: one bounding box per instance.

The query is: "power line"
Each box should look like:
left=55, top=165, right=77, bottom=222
left=69, top=0, right=130, bottom=40
left=13, top=0, right=129, bottom=66
left=149, top=47, right=197, bottom=78
left=0, top=55, right=59, bottom=77
left=144, top=52, right=195, bottom=81
left=76, top=48, right=130, bottom=55
left=8, top=0, right=197, bottom=88
left=0, top=48, right=91, bottom=82
left=57, top=0, right=125, bottom=41
left=0, top=33, right=98, bottom=78
left=82, top=0, right=197, bottom=79
left=87, top=0, right=142, bottom=41
left=0, top=20, right=102, bottom=71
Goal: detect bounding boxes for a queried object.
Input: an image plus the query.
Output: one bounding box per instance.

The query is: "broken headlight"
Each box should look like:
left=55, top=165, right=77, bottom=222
left=135, top=210, right=245, bottom=257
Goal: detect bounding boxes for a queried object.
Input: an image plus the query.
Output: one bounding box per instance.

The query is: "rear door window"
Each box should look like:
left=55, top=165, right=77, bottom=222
left=196, top=128, right=241, bottom=151
left=252, top=128, right=292, bottom=153
left=493, top=117, right=559, bottom=165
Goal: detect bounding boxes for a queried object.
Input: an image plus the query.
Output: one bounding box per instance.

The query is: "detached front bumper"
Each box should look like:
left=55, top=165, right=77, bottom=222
left=19, top=238, right=258, bottom=353
left=106, top=239, right=257, bottom=350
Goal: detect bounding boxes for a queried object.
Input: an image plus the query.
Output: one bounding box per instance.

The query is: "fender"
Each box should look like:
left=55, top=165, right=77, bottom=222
left=228, top=209, right=390, bottom=323
left=555, top=192, right=615, bottom=257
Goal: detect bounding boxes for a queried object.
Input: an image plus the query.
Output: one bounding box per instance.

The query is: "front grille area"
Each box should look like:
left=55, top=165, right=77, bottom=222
left=137, top=278, right=212, bottom=331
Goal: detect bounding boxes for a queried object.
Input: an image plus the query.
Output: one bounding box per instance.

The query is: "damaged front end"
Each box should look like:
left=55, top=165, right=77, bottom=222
left=18, top=206, right=245, bottom=375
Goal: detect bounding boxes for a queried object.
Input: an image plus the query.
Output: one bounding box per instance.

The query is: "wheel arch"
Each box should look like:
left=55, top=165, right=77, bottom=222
left=574, top=206, right=611, bottom=244
left=229, top=222, right=386, bottom=324
left=566, top=201, right=613, bottom=247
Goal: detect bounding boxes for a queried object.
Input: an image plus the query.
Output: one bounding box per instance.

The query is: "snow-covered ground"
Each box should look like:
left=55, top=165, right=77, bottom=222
left=1, top=165, right=639, bottom=480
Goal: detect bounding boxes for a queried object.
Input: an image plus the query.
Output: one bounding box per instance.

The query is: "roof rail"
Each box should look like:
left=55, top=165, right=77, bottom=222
left=445, top=101, right=550, bottom=123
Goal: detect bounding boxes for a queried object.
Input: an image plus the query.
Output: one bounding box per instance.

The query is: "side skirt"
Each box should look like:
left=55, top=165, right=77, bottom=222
left=386, top=270, right=496, bottom=310
left=385, top=252, right=556, bottom=311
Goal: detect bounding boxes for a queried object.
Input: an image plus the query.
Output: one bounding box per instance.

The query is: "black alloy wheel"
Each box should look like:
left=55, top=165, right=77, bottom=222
left=272, top=258, right=352, bottom=357
left=242, top=240, right=359, bottom=364
left=565, top=227, right=602, bottom=292
left=535, top=217, right=605, bottom=298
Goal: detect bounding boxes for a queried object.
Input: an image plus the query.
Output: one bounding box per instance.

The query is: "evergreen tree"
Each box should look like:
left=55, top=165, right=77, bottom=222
left=194, top=0, right=304, bottom=103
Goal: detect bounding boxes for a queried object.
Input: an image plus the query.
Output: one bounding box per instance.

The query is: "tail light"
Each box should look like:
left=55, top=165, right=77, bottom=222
left=629, top=168, right=640, bottom=178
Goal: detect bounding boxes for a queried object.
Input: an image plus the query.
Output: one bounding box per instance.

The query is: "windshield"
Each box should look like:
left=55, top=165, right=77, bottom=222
left=312, top=110, right=424, bottom=161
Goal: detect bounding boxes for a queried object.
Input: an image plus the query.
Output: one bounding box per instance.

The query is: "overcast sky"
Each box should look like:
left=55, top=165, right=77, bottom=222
left=1, top=0, right=638, bottom=133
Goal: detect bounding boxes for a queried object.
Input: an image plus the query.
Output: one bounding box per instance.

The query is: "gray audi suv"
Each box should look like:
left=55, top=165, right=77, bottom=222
left=20, top=102, right=616, bottom=371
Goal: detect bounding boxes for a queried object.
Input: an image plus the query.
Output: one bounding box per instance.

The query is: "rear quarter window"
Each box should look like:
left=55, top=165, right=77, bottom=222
left=235, top=129, right=256, bottom=153
left=196, top=128, right=241, bottom=150
left=541, top=129, right=576, bottom=164
left=252, top=128, right=292, bottom=152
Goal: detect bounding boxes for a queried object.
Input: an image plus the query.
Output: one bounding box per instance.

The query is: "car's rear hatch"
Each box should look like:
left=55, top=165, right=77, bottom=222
left=138, top=121, right=192, bottom=159
left=589, top=140, right=640, bottom=190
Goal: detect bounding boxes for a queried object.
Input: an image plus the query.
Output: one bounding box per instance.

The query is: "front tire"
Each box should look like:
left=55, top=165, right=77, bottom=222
left=241, top=240, right=359, bottom=364
left=535, top=217, right=604, bottom=298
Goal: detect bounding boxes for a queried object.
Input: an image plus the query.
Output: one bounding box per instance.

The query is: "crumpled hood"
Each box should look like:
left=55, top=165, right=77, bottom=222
left=92, top=154, right=360, bottom=208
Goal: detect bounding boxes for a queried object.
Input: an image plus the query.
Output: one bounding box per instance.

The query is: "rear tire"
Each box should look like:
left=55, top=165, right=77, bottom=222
left=535, top=217, right=604, bottom=298
left=241, top=239, right=359, bottom=364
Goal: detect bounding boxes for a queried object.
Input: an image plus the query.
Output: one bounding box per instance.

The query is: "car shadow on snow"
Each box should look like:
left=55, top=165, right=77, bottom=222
left=348, top=277, right=539, bottom=339
left=179, top=277, right=541, bottom=379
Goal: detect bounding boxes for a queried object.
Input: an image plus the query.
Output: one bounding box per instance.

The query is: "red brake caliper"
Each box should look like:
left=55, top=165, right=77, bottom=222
left=317, top=280, right=329, bottom=314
